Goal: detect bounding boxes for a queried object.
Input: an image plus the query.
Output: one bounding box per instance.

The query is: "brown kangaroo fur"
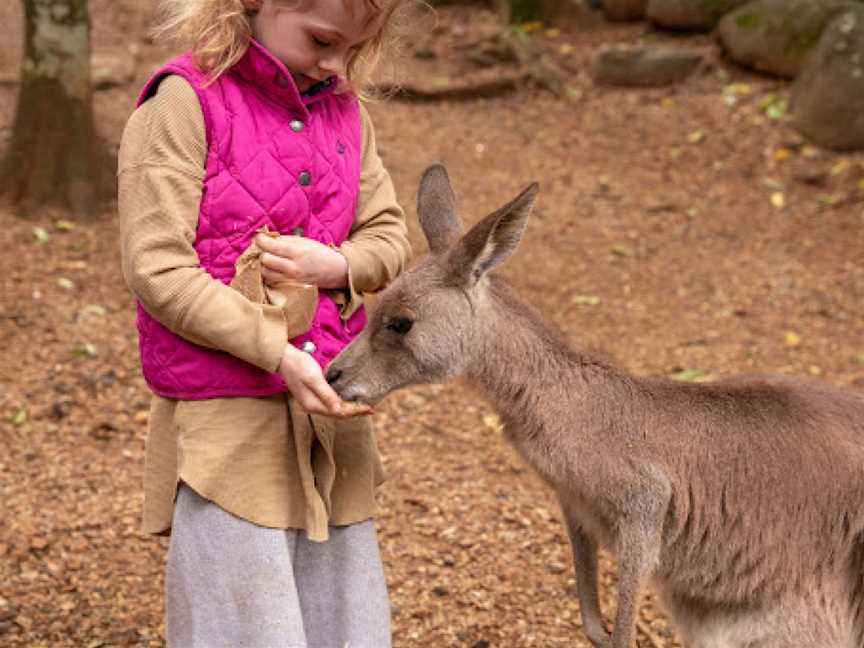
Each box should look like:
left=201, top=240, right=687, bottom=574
left=327, top=165, right=864, bottom=648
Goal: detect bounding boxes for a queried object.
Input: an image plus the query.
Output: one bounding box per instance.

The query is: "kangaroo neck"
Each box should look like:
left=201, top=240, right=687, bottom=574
left=464, top=278, right=616, bottom=441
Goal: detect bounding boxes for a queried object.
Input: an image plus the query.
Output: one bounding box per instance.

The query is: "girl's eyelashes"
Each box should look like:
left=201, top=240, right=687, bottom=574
left=311, top=35, right=331, bottom=48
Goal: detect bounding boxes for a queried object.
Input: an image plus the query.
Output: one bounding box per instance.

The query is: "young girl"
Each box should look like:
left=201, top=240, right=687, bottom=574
left=118, top=1, right=412, bottom=645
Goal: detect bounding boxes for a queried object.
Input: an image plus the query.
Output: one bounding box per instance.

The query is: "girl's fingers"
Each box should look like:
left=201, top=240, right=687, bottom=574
left=281, top=347, right=371, bottom=418
left=259, top=251, right=285, bottom=270
left=340, top=401, right=374, bottom=417
left=300, top=397, right=336, bottom=418
left=261, top=253, right=300, bottom=279
left=257, top=234, right=301, bottom=258
left=304, top=374, right=345, bottom=413
left=289, top=376, right=336, bottom=416
left=294, top=385, right=371, bottom=418
left=255, top=233, right=286, bottom=253
left=261, top=266, right=289, bottom=285
left=303, top=374, right=372, bottom=418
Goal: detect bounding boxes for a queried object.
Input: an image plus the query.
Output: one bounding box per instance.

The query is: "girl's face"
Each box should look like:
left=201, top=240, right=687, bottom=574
left=251, top=0, right=376, bottom=93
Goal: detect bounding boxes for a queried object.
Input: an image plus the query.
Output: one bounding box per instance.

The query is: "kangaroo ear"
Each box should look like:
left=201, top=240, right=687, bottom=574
left=417, top=164, right=464, bottom=254
left=449, top=183, right=538, bottom=287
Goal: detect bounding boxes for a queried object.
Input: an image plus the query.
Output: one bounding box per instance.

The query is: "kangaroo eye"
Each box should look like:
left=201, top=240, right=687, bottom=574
left=386, top=317, right=413, bottom=335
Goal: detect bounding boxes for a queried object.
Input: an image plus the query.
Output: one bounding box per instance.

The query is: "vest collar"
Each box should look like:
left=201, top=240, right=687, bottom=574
left=234, top=38, right=340, bottom=118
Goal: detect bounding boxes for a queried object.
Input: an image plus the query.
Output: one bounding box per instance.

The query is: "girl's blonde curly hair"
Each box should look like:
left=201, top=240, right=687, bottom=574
left=153, top=0, right=410, bottom=95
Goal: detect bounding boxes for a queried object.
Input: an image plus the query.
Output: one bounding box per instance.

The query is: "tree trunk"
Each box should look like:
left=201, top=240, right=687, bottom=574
left=1, top=0, right=113, bottom=217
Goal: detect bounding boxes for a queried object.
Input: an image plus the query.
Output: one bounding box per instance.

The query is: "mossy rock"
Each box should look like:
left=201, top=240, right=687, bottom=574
left=592, top=46, right=703, bottom=86
left=646, top=0, right=751, bottom=31
left=719, top=0, right=859, bottom=78
left=792, top=6, right=864, bottom=150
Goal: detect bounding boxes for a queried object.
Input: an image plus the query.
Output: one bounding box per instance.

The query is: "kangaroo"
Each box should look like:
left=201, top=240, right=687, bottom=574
left=326, top=164, right=864, bottom=648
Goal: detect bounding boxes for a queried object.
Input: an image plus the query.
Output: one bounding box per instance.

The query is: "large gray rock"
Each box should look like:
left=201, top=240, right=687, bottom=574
left=646, top=0, right=751, bottom=31
left=604, top=0, right=648, bottom=21
left=719, top=0, right=858, bottom=78
left=792, top=7, right=864, bottom=150
left=592, top=46, right=703, bottom=86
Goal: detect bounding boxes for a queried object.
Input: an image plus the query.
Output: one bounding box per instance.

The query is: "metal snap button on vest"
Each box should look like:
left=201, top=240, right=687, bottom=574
left=300, top=341, right=316, bottom=354
left=289, top=119, right=305, bottom=133
left=298, top=171, right=311, bottom=186
left=291, top=226, right=304, bottom=237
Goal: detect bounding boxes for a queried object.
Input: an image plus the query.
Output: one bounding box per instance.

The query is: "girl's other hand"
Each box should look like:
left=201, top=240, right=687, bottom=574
left=256, top=232, right=348, bottom=289
left=279, top=344, right=372, bottom=418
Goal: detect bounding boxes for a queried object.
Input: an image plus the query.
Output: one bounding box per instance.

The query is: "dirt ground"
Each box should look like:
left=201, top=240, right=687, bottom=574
left=1, top=2, right=863, bottom=647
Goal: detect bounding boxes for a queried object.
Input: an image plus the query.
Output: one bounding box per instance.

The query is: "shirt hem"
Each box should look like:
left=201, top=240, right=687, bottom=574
left=141, top=476, right=379, bottom=537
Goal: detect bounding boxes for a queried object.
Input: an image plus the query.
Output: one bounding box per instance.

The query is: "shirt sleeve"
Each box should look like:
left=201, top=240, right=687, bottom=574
left=118, top=75, right=287, bottom=372
left=335, top=102, right=412, bottom=319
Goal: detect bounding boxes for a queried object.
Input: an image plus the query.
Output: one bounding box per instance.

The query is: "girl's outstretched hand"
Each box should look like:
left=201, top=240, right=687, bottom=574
left=256, top=232, right=348, bottom=289
left=279, top=344, right=372, bottom=418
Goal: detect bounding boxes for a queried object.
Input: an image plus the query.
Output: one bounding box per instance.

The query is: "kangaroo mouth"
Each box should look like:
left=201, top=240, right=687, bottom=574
left=333, top=381, right=375, bottom=406
left=347, top=392, right=385, bottom=407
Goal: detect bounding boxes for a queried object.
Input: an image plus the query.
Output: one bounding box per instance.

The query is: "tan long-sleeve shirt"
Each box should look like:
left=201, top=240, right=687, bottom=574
left=118, top=75, right=410, bottom=540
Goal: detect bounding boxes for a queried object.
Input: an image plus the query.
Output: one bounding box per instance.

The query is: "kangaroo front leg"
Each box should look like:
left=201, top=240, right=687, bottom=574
left=610, top=533, right=657, bottom=648
left=566, top=520, right=612, bottom=648
left=610, top=488, right=670, bottom=648
left=610, top=475, right=669, bottom=648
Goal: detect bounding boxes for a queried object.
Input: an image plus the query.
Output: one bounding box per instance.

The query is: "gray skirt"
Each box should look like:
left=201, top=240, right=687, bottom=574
left=165, top=484, right=392, bottom=648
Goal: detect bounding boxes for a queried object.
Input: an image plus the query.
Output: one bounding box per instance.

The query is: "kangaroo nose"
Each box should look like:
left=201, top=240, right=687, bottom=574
left=325, top=367, right=342, bottom=385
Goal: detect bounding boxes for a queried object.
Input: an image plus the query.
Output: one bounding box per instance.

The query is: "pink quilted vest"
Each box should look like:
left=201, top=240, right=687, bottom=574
left=135, top=39, right=366, bottom=400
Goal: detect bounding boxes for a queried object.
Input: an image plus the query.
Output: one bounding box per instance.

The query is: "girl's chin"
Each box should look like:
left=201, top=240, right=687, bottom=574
left=292, top=73, right=316, bottom=92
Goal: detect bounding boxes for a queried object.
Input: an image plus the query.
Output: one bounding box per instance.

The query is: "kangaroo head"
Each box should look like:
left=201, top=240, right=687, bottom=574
left=326, top=164, right=539, bottom=404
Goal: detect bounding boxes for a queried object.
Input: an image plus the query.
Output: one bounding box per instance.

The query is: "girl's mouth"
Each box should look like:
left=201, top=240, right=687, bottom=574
left=292, top=73, right=317, bottom=93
